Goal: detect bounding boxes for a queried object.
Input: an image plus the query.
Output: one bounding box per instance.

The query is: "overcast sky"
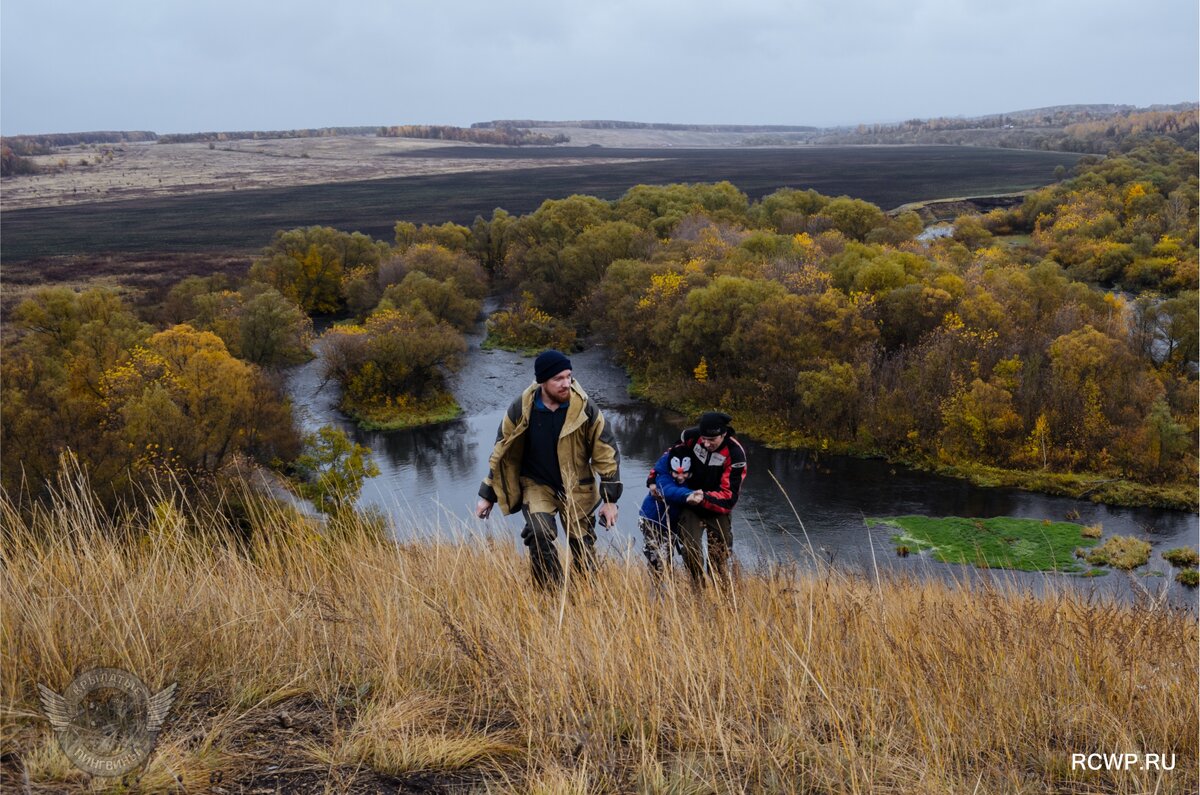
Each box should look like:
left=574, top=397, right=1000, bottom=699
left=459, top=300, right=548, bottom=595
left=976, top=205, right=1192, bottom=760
left=2, top=0, right=1197, bottom=135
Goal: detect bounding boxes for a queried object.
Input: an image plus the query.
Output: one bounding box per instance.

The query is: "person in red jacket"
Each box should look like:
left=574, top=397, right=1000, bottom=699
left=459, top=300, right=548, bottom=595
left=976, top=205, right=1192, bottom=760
left=676, top=411, right=747, bottom=589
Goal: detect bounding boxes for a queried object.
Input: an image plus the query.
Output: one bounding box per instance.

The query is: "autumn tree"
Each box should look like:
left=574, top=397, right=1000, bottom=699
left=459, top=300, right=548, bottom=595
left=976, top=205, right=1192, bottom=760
left=939, top=378, right=1023, bottom=461
left=468, top=208, right=513, bottom=275
left=102, top=325, right=294, bottom=474
left=394, top=221, right=471, bottom=252
left=749, top=187, right=830, bottom=233
left=293, top=425, right=380, bottom=515
left=614, top=181, right=749, bottom=236
left=378, top=270, right=481, bottom=331
left=323, top=307, right=466, bottom=420
left=503, top=194, right=614, bottom=315
left=821, top=197, right=888, bottom=241
left=249, top=226, right=387, bottom=314
left=379, top=243, right=488, bottom=301
left=2, top=288, right=151, bottom=497
left=238, top=287, right=314, bottom=366
left=163, top=279, right=312, bottom=367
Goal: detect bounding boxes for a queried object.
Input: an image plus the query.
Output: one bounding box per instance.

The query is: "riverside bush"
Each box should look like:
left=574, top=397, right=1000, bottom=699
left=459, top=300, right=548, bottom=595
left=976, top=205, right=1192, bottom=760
left=484, top=293, right=576, bottom=353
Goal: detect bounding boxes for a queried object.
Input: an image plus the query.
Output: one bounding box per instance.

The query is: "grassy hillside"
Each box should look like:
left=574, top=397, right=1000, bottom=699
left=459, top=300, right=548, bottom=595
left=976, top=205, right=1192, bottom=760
left=1, top=477, right=1195, bottom=793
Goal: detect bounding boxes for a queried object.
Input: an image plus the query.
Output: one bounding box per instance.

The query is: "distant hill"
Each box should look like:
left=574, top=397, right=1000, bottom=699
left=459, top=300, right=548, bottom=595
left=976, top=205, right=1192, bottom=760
left=468, top=105, right=1197, bottom=151
left=3, top=103, right=1194, bottom=156
left=473, top=119, right=819, bottom=133
left=810, top=104, right=1198, bottom=152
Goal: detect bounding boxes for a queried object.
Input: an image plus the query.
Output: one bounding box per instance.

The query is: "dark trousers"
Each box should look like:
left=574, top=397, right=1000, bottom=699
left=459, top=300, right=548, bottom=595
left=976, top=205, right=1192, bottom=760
left=677, top=508, right=733, bottom=589
left=519, top=477, right=598, bottom=590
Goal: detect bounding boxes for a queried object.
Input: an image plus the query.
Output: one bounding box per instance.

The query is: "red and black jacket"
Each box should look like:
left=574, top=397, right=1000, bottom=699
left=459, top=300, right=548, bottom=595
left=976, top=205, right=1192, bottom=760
left=646, top=428, right=748, bottom=515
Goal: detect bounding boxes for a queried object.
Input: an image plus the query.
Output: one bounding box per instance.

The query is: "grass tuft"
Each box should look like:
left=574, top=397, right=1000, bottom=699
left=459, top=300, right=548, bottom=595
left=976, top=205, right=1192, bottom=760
left=1084, top=535, right=1153, bottom=570
left=1163, top=547, right=1200, bottom=568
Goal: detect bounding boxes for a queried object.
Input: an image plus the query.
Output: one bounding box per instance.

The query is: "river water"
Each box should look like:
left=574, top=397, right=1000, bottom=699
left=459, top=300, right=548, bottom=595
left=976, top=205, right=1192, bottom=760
left=285, top=305, right=1198, bottom=607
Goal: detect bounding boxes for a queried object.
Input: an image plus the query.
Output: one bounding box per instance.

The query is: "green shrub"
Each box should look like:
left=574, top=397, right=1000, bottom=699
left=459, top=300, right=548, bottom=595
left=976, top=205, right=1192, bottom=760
left=1175, top=568, right=1199, bottom=588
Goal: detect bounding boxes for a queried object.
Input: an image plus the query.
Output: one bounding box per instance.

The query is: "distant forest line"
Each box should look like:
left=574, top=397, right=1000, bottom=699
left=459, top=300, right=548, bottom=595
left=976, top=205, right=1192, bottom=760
left=3, top=103, right=1193, bottom=162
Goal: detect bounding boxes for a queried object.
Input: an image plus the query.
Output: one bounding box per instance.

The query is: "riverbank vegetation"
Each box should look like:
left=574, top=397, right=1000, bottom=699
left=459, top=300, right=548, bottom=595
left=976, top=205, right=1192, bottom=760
left=2, top=479, right=1195, bottom=793
left=1163, top=547, right=1200, bottom=568
left=0, top=286, right=301, bottom=504
left=482, top=292, right=577, bottom=353
left=483, top=131, right=1196, bottom=509
left=248, top=224, right=485, bottom=429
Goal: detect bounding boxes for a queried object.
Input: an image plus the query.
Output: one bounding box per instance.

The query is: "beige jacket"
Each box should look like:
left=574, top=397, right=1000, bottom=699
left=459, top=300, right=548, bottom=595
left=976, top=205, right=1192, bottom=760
left=478, top=379, right=622, bottom=515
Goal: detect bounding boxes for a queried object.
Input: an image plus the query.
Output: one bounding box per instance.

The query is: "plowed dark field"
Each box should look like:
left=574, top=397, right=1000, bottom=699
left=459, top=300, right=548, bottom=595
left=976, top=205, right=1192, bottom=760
left=1, top=146, right=1081, bottom=262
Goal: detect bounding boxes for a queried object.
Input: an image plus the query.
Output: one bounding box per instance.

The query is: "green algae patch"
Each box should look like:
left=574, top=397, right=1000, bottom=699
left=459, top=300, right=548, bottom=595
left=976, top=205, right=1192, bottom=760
left=867, top=515, right=1102, bottom=573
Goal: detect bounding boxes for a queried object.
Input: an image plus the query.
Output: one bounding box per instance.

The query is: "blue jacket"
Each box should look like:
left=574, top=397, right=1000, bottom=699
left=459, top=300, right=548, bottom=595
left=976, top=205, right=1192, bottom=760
left=638, top=448, right=698, bottom=530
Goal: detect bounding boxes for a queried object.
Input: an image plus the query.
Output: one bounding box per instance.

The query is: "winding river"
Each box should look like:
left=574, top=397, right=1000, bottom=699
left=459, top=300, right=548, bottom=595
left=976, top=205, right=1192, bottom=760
left=285, top=304, right=1198, bottom=607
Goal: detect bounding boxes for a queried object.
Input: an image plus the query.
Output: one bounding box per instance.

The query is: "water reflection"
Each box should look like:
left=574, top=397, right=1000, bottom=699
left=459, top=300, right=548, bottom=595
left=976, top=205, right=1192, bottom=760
left=353, top=417, right=476, bottom=483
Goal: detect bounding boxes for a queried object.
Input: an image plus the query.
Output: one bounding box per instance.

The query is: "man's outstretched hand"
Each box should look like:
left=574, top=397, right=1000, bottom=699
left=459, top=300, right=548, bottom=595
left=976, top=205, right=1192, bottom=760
left=598, top=502, right=619, bottom=529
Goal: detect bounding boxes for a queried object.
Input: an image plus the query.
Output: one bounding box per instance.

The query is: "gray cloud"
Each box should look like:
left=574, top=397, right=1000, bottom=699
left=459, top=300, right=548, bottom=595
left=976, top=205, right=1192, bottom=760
left=2, top=0, right=1196, bottom=134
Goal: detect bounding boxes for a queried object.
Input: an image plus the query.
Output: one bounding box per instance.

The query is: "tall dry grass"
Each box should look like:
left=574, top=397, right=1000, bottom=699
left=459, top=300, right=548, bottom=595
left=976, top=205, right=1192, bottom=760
left=1, top=469, right=1196, bottom=793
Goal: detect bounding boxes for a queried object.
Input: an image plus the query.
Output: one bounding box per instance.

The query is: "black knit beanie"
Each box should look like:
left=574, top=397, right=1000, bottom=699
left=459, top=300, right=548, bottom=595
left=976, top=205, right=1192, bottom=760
left=534, top=350, right=572, bottom=383
left=698, top=411, right=733, bottom=436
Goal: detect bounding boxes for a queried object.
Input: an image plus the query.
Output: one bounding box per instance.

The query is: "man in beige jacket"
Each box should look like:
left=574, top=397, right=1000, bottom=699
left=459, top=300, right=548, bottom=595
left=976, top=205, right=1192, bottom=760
left=475, top=350, right=622, bottom=588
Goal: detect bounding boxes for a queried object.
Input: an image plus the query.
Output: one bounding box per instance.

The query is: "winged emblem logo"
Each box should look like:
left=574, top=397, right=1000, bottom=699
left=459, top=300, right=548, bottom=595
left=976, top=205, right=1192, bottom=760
left=38, top=667, right=177, bottom=777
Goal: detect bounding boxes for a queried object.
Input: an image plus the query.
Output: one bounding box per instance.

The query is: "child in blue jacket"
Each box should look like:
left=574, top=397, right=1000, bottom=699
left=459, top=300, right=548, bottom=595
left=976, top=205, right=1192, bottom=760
left=638, top=433, right=703, bottom=575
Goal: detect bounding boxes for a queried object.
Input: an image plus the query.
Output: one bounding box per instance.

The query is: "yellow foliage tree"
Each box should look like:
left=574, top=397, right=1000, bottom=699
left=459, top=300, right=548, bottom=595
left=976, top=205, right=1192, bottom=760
left=102, top=325, right=263, bottom=475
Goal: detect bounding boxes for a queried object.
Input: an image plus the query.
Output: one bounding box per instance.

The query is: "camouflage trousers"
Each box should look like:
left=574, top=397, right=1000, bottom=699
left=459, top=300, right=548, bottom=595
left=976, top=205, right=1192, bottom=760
left=518, top=476, right=598, bottom=590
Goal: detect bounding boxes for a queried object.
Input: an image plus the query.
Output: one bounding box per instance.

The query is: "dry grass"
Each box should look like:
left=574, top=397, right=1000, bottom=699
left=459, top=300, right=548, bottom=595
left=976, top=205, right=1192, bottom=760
left=1, top=470, right=1196, bottom=793
left=1085, top=536, right=1154, bottom=570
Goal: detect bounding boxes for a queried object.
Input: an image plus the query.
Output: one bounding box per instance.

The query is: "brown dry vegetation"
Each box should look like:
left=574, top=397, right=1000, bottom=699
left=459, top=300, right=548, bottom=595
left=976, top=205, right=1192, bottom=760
left=0, top=251, right=253, bottom=308
left=1, top=471, right=1196, bottom=794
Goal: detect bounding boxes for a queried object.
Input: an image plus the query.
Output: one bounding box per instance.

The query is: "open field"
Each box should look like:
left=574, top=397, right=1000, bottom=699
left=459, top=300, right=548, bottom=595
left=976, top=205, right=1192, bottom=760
left=1, top=481, right=1195, bottom=793
left=0, top=136, right=651, bottom=211
left=1, top=144, right=1081, bottom=264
